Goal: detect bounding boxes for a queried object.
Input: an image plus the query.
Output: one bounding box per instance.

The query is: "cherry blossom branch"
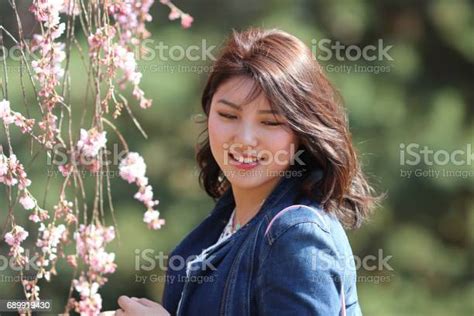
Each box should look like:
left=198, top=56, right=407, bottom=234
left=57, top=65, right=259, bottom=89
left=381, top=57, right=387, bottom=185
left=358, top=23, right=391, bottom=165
left=1, top=0, right=194, bottom=314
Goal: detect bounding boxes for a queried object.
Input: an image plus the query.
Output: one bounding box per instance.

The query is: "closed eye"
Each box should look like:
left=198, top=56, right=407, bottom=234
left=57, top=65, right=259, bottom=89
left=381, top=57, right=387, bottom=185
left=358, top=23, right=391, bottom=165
left=218, top=112, right=237, bottom=120
left=262, top=121, right=283, bottom=126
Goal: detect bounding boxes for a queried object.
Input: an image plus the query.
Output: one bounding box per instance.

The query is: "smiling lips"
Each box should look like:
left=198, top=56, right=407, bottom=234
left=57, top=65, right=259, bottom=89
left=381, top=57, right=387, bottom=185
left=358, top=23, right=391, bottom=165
left=228, top=152, right=262, bottom=170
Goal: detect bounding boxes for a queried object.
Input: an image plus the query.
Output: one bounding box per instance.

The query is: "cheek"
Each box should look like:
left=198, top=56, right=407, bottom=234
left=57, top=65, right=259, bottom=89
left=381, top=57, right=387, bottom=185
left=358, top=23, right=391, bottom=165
left=263, top=129, right=298, bottom=166
left=265, top=129, right=297, bottom=151
left=208, top=113, right=229, bottom=160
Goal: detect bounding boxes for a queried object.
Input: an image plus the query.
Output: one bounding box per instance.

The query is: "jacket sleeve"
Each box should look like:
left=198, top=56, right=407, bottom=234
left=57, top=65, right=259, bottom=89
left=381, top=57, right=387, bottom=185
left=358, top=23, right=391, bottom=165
left=256, top=222, right=344, bottom=316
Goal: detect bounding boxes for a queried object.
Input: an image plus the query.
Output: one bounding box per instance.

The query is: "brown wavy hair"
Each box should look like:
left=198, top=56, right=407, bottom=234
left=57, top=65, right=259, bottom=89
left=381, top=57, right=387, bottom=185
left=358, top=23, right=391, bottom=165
left=196, top=28, right=380, bottom=229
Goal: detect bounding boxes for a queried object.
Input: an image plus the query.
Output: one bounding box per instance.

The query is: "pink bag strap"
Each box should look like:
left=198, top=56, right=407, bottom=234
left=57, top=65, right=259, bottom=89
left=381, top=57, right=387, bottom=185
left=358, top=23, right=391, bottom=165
left=264, top=204, right=326, bottom=236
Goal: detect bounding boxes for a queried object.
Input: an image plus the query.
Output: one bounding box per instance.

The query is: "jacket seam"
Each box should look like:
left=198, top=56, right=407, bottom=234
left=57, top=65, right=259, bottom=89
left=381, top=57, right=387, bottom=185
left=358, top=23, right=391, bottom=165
left=258, top=221, right=333, bottom=273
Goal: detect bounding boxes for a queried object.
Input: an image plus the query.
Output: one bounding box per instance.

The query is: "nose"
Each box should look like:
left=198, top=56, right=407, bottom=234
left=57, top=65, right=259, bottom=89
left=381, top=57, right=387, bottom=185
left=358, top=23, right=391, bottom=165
left=233, top=121, right=258, bottom=149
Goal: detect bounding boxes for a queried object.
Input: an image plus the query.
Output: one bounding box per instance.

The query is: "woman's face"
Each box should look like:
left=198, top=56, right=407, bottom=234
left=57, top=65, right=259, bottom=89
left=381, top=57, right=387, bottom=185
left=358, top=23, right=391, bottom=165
left=208, top=76, right=300, bottom=191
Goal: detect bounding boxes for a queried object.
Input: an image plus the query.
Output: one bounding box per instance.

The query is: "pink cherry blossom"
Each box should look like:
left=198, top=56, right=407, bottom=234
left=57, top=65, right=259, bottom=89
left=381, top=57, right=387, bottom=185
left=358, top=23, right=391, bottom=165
left=160, top=1, right=194, bottom=29
left=60, top=0, right=81, bottom=16
left=72, top=275, right=103, bottom=315
left=4, top=225, right=29, bottom=246
left=0, top=154, right=8, bottom=179
left=134, top=184, right=159, bottom=209
left=181, top=14, right=194, bottom=28
left=75, top=224, right=116, bottom=274
left=119, top=152, right=147, bottom=184
left=0, top=154, right=32, bottom=189
left=4, top=225, right=29, bottom=267
left=30, top=1, right=67, bottom=148
left=58, top=163, right=73, bottom=177
left=119, top=152, right=164, bottom=229
left=168, top=8, right=180, bottom=20
left=29, top=0, right=65, bottom=27
left=36, top=223, right=67, bottom=280
left=54, top=198, right=76, bottom=224
left=143, top=210, right=166, bottom=230
left=29, top=207, right=50, bottom=223
left=19, top=193, right=36, bottom=210
left=0, top=99, right=10, bottom=118
left=22, top=279, right=41, bottom=300
left=1, top=1, right=193, bottom=311
left=111, top=44, right=141, bottom=86
left=0, top=99, right=35, bottom=134
left=77, top=128, right=107, bottom=157
left=108, top=0, right=155, bottom=45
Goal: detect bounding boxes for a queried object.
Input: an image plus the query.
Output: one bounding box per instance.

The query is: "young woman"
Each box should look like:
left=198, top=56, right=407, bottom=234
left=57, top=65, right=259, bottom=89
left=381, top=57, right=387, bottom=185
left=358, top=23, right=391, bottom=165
left=115, top=28, right=378, bottom=316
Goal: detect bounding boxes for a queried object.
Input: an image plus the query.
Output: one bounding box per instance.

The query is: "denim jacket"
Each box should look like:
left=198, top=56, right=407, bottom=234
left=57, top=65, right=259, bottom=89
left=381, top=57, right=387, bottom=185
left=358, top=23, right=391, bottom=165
left=162, top=174, right=362, bottom=315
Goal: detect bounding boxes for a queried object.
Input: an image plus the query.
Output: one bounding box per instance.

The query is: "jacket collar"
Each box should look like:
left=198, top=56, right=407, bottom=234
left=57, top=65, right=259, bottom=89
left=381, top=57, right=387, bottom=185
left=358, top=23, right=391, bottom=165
left=211, top=171, right=306, bottom=231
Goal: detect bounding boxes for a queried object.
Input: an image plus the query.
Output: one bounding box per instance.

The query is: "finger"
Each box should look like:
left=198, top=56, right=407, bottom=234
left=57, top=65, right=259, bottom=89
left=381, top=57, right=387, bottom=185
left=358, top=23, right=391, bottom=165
left=118, top=295, right=138, bottom=311
left=136, top=298, right=159, bottom=307
left=129, top=297, right=149, bottom=306
left=115, top=309, right=125, bottom=316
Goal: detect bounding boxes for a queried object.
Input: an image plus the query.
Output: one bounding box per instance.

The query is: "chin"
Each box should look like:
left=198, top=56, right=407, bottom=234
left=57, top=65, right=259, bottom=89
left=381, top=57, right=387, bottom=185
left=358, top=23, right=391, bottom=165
left=225, top=172, right=277, bottom=190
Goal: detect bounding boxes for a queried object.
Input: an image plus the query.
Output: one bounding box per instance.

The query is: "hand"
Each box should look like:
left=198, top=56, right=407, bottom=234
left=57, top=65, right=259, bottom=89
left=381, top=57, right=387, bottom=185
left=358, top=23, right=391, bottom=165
left=115, top=295, right=170, bottom=316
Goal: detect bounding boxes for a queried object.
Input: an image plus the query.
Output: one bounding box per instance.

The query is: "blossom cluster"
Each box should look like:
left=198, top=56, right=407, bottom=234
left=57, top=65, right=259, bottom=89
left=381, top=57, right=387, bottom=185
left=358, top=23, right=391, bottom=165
left=119, top=152, right=165, bottom=229
left=4, top=225, right=29, bottom=267
left=0, top=99, right=35, bottom=134
left=70, top=224, right=116, bottom=314
left=53, top=198, right=77, bottom=225
left=71, top=275, right=102, bottom=316
left=75, top=224, right=117, bottom=275
left=160, top=0, right=194, bottom=28
left=0, top=153, right=32, bottom=190
left=35, top=223, right=68, bottom=281
left=56, top=128, right=108, bottom=175
left=88, top=26, right=152, bottom=110
left=1, top=0, right=193, bottom=313
left=29, top=0, right=68, bottom=148
left=108, top=0, right=155, bottom=45
left=20, top=191, right=50, bottom=224
left=0, top=148, right=50, bottom=222
left=23, top=279, right=41, bottom=300
left=77, top=128, right=108, bottom=158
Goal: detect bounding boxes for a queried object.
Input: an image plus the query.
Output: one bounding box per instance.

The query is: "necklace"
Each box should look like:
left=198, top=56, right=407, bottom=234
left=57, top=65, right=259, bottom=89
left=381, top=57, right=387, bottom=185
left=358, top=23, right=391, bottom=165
left=231, top=199, right=266, bottom=233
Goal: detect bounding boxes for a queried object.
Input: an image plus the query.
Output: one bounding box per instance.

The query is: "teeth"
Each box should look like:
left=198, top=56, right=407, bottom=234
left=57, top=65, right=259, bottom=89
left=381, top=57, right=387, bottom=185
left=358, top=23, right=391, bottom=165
left=232, top=153, right=258, bottom=164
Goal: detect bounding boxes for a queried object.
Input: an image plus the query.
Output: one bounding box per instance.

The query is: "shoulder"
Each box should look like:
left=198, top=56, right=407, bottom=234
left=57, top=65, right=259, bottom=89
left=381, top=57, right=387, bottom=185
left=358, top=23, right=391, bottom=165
left=262, top=204, right=332, bottom=244
left=257, top=203, right=354, bottom=267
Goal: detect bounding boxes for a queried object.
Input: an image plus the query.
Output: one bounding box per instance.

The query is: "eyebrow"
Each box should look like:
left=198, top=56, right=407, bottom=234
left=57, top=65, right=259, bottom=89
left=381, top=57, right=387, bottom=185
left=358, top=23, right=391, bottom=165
left=217, top=98, right=280, bottom=114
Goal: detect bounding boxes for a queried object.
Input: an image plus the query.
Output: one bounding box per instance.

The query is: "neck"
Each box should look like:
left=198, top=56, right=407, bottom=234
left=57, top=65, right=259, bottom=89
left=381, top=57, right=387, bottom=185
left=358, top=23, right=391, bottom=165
left=231, top=178, right=280, bottom=228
